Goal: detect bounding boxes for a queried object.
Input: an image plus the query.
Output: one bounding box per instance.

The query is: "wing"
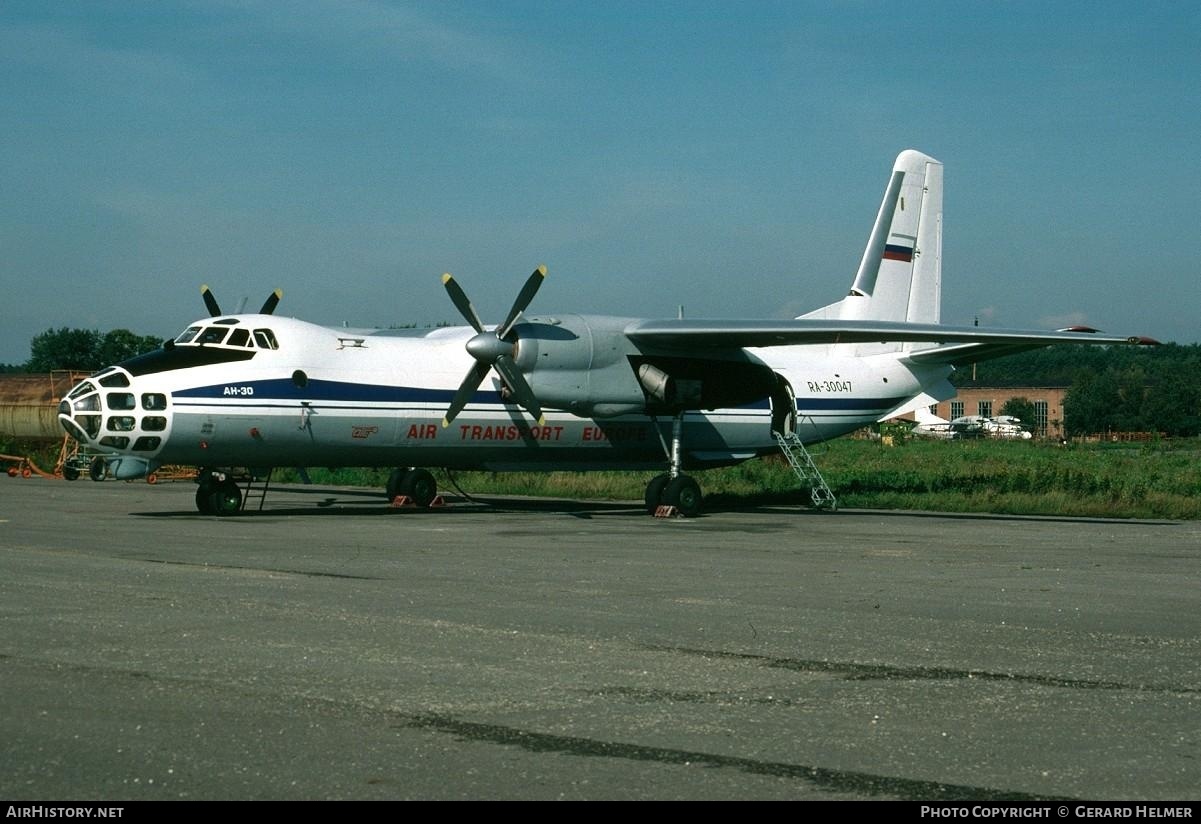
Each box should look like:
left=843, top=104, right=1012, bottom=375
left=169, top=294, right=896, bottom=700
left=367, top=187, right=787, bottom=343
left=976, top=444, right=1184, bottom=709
left=624, top=319, right=1156, bottom=358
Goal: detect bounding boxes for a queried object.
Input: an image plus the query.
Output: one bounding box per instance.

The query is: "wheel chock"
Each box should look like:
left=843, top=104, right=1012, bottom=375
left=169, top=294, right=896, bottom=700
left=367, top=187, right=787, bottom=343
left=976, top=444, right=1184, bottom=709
left=390, top=495, right=417, bottom=508
left=429, top=495, right=447, bottom=508
left=654, top=504, right=681, bottom=519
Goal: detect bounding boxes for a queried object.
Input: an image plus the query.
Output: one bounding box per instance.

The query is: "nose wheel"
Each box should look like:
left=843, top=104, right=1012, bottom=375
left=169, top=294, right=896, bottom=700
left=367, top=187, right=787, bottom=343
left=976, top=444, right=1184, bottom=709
left=195, top=472, right=243, bottom=516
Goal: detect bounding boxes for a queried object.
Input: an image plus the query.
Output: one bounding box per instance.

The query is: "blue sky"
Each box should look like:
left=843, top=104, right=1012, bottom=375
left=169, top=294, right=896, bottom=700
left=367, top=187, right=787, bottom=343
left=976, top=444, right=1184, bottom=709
left=2, top=1, right=1197, bottom=364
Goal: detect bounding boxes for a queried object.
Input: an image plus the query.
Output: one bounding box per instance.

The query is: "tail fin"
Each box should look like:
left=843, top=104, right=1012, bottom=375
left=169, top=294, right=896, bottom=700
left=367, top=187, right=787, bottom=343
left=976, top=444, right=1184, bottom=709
left=801, top=150, right=943, bottom=326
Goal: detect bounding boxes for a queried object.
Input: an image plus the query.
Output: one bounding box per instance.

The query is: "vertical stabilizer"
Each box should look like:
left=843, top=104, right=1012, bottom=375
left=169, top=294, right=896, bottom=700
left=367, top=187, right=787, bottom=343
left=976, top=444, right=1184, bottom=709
left=801, top=150, right=943, bottom=328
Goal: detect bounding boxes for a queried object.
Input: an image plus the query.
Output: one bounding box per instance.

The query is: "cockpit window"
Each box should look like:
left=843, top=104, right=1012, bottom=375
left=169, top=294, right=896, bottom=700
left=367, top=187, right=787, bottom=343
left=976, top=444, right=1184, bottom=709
left=173, top=323, right=275, bottom=350
left=198, top=327, right=229, bottom=345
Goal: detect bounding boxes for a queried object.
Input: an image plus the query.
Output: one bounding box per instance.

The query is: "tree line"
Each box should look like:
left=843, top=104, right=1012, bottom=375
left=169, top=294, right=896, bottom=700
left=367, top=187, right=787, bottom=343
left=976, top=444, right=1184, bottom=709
left=953, top=343, right=1201, bottom=437
left=0, top=328, right=164, bottom=374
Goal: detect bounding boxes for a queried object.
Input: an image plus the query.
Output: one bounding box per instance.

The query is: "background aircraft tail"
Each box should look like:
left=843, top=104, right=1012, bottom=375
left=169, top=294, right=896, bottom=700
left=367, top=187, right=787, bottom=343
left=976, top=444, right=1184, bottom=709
left=801, top=150, right=943, bottom=333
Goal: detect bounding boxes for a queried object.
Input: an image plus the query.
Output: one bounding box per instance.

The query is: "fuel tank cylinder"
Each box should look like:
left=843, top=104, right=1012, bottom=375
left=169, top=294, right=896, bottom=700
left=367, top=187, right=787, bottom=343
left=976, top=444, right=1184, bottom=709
left=0, top=373, right=85, bottom=441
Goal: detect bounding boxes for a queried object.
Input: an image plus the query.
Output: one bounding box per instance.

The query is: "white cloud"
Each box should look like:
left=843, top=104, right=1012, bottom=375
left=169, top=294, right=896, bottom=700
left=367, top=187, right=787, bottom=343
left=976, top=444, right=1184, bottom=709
left=231, top=0, right=534, bottom=84
left=0, top=20, right=218, bottom=104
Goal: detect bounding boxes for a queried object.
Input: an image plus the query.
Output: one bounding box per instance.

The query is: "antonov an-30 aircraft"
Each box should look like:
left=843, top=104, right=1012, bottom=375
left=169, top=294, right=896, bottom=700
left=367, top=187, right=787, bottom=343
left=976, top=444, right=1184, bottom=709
left=57, top=150, right=1154, bottom=516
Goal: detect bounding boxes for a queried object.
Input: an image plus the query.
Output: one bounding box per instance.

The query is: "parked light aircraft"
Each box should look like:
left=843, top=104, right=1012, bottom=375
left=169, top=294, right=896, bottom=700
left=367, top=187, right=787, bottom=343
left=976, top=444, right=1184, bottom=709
left=911, top=412, right=1034, bottom=440
left=57, top=150, right=1154, bottom=516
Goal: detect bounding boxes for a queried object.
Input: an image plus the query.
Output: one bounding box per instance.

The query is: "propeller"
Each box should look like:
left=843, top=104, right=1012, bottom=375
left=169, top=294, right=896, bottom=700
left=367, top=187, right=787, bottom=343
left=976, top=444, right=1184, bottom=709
left=199, top=285, right=283, bottom=317
left=441, top=265, right=547, bottom=428
left=259, top=288, right=283, bottom=315
left=201, top=284, right=222, bottom=317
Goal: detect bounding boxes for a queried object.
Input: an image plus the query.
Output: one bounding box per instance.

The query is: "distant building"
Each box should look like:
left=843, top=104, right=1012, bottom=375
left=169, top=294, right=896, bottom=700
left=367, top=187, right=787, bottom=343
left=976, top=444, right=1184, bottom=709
left=928, top=383, right=1068, bottom=439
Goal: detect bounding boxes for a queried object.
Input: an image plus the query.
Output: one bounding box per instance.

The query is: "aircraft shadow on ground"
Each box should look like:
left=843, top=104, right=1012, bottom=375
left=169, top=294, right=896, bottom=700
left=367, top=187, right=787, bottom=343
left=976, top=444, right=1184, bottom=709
left=131, top=486, right=1179, bottom=526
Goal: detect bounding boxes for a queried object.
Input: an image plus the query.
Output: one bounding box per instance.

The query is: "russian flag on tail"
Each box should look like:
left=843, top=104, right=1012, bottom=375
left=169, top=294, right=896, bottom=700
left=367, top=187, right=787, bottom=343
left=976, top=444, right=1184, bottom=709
left=883, top=241, right=914, bottom=262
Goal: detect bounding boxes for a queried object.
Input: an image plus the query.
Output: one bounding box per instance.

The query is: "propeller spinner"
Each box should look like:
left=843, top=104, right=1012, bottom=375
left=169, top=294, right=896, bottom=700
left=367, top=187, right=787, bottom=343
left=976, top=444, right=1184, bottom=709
left=441, top=266, right=547, bottom=428
left=200, top=285, right=284, bottom=317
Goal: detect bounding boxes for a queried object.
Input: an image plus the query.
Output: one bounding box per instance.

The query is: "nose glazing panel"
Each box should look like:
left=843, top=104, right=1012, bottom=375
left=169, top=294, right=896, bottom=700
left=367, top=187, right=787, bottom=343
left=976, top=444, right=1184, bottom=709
left=59, top=372, right=171, bottom=456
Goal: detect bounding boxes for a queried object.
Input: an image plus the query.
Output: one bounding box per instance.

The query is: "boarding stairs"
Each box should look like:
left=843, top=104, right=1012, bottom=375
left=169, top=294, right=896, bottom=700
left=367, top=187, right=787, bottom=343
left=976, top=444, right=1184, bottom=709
left=773, top=431, right=837, bottom=510
left=240, top=468, right=274, bottom=512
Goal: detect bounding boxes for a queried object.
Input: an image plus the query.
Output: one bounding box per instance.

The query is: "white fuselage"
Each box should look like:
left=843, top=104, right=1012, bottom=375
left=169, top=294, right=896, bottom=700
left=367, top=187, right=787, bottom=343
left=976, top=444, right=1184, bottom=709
left=58, top=313, right=945, bottom=479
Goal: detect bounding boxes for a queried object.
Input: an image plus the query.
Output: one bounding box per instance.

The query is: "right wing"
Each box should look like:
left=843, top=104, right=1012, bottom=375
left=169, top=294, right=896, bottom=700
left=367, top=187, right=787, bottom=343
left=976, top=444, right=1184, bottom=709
left=623, top=319, right=1156, bottom=356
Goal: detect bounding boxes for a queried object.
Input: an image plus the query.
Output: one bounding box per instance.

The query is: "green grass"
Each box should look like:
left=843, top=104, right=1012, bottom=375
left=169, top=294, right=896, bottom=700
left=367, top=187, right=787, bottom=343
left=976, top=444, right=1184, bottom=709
left=11, top=433, right=1198, bottom=519
left=277, top=438, right=1201, bottom=520
left=818, top=438, right=1201, bottom=519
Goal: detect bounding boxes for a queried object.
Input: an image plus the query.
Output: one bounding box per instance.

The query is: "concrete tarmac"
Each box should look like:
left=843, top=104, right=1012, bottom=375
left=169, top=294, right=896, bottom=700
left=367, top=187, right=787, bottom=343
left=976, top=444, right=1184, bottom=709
left=1, top=477, right=1199, bottom=800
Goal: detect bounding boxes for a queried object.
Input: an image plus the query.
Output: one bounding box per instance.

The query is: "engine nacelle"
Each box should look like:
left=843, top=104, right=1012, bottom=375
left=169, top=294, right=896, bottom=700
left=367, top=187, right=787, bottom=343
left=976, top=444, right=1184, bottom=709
left=513, top=314, right=647, bottom=417
left=510, top=314, right=780, bottom=417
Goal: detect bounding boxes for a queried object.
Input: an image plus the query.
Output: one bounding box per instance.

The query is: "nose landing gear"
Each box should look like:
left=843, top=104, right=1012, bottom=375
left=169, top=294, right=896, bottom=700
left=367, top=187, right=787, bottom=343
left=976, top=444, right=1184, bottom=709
left=195, top=470, right=244, bottom=516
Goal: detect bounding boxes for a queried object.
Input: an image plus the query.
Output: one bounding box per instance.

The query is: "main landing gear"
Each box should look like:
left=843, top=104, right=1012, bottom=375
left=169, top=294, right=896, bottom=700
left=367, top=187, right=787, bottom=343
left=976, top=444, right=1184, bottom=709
left=385, top=467, right=438, bottom=508
left=644, top=413, right=703, bottom=517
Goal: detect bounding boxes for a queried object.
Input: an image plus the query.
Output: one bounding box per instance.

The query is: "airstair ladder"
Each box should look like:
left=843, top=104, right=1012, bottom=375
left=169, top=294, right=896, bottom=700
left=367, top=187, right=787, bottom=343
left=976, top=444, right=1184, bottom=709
left=240, top=469, right=274, bottom=512
left=773, top=431, right=837, bottom=510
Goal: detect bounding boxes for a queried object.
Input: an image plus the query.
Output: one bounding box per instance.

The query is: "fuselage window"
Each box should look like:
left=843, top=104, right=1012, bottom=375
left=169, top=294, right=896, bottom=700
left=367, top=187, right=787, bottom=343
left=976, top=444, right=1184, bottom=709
left=253, top=329, right=279, bottom=350
left=73, top=395, right=100, bottom=412
left=142, top=416, right=168, bottom=432
left=106, top=393, right=136, bottom=411
left=141, top=393, right=168, bottom=411
left=175, top=326, right=202, bottom=344
left=198, top=327, right=229, bottom=345
left=99, top=436, right=130, bottom=449
left=227, top=328, right=250, bottom=347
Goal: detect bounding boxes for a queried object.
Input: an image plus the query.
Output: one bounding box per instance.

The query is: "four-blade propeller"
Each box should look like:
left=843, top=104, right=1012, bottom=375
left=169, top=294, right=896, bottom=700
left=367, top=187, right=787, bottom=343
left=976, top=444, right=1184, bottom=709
left=441, top=266, right=547, bottom=428
left=200, top=285, right=284, bottom=317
